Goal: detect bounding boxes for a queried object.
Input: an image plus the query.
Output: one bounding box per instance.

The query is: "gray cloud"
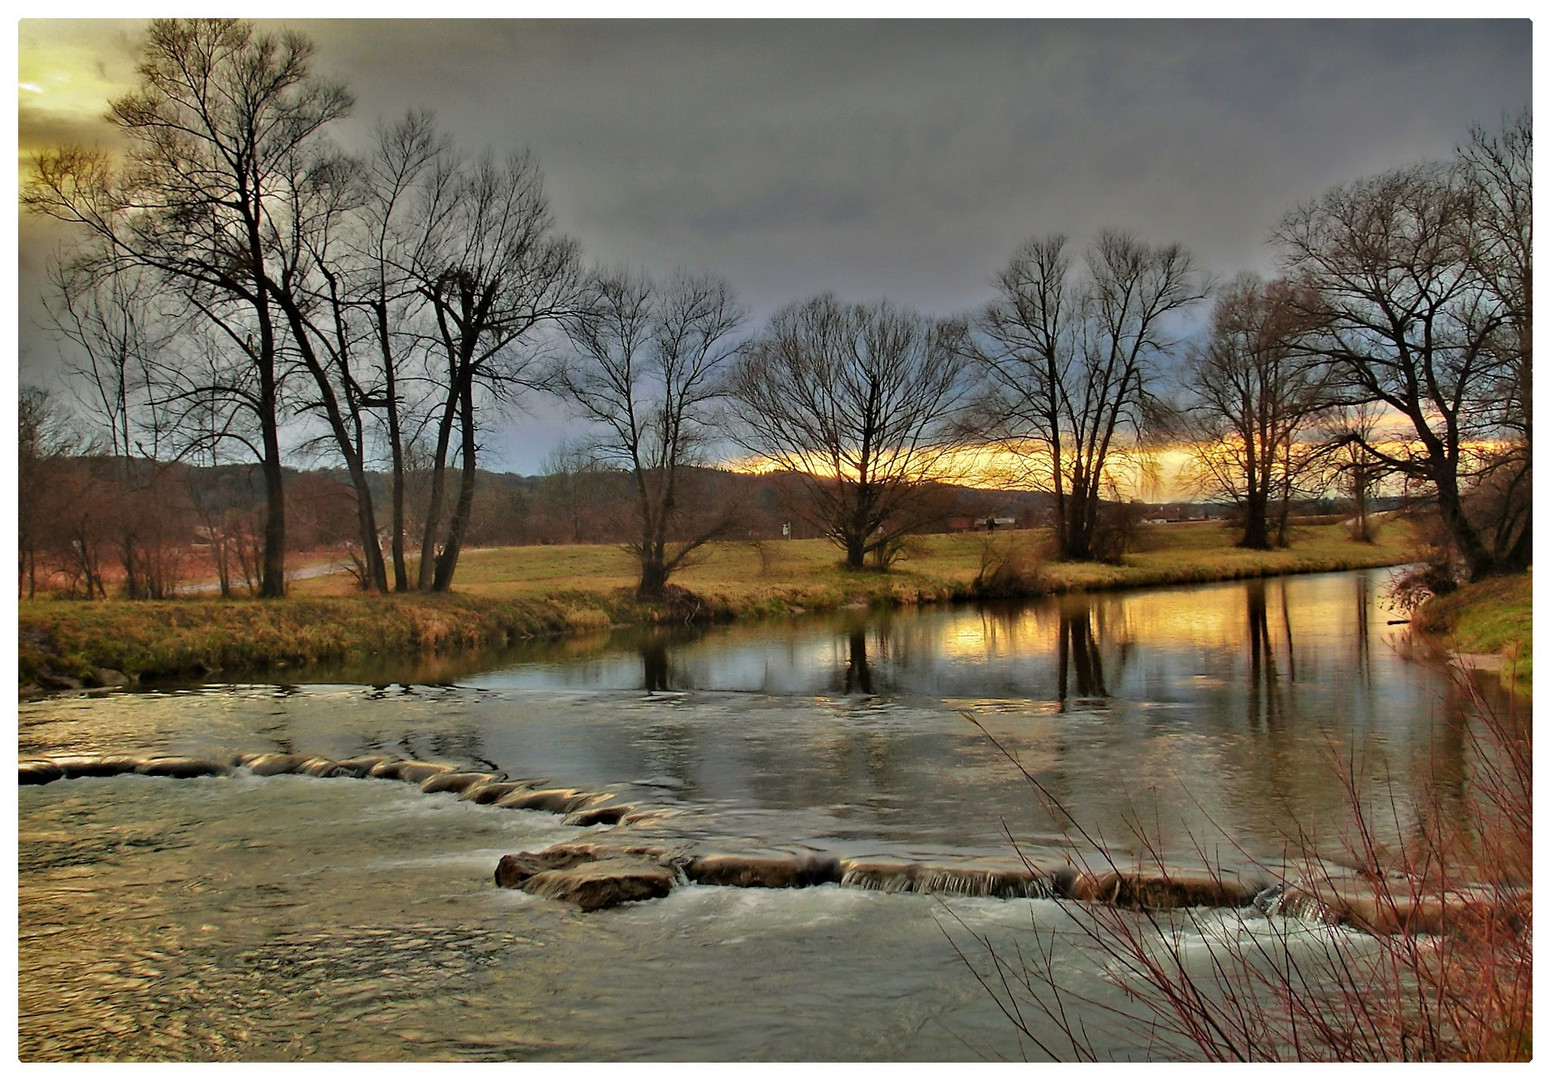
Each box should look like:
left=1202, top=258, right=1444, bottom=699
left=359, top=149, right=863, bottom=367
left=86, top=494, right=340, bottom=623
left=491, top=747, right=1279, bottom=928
left=15, top=18, right=1531, bottom=472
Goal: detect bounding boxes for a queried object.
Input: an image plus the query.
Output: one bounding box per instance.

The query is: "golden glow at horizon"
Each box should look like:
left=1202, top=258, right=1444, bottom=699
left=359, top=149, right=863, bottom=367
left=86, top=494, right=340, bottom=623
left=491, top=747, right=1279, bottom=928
left=724, top=432, right=1509, bottom=503
left=723, top=443, right=1221, bottom=502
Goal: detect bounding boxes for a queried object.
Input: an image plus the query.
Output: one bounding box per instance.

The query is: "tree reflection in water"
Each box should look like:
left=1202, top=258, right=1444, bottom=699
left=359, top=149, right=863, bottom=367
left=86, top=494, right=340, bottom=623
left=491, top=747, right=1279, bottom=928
left=1056, top=598, right=1107, bottom=707
left=844, top=627, right=874, bottom=696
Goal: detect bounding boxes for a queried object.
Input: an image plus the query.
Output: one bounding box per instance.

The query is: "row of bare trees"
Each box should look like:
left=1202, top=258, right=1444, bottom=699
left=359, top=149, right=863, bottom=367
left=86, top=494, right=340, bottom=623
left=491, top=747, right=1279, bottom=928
left=23, top=19, right=1528, bottom=601
left=1173, top=114, right=1530, bottom=578
left=24, top=21, right=586, bottom=598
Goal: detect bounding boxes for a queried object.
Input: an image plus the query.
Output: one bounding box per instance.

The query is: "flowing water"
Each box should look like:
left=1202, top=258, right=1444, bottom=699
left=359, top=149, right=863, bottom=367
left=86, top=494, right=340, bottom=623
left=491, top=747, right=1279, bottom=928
left=17, top=567, right=1490, bottom=1061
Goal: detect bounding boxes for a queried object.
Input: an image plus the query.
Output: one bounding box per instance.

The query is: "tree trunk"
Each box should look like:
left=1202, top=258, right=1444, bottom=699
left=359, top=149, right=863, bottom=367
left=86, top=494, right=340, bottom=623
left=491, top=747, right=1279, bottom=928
left=637, top=557, right=668, bottom=599
left=1435, top=473, right=1500, bottom=581
left=1239, top=489, right=1271, bottom=550
left=377, top=301, right=410, bottom=593
left=256, top=306, right=287, bottom=599
left=1505, top=513, right=1531, bottom=571
left=259, top=428, right=287, bottom=598
left=843, top=533, right=866, bottom=570
left=432, top=376, right=478, bottom=591
left=1060, top=485, right=1097, bottom=561
left=417, top=370, right=459, bottom=591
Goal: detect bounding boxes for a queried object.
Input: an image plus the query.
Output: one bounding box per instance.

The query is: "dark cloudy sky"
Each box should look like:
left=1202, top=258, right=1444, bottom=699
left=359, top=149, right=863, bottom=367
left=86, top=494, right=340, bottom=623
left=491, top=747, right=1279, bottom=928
left=14, top=16, right=1533, bottom=473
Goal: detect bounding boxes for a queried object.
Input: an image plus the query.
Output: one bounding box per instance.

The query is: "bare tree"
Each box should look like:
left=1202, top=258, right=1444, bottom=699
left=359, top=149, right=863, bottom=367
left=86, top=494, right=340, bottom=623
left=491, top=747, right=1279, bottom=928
left=43, top=256, right=178, bottom=463
left=1276, top=153, right=1526, bottom=581
left=42, top=253, right=190, bottom=597
left=1457, top=112, right=1531, bottom=569
left=18, top=388, right=82, bottom=598
left=263, top=142, right=399, bottom=593
left=355, top=112, right=449, bottom=591
left=1317, top=402, right=1390, bottom=544
left=553, top=270, right=745, bottom=598
left=1182, top=274, right=1329, bottom=549
left=23, top=18, right=352, bottom=597
left=974, top=232, right=1206, bottom=561
left=409, top=149, right=584, bottom=590
left=728, top=295, right=972, bottom=570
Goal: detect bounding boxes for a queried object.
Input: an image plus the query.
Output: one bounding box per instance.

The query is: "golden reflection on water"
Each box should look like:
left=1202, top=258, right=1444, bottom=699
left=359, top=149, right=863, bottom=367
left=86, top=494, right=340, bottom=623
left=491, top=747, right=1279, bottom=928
left=935, top=573, right=1386, bottom=667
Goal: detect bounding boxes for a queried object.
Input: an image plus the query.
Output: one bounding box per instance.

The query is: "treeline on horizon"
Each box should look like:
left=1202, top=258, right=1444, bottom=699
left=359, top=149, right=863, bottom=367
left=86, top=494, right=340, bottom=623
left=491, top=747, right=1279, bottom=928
left=19, top=19, right=1530, bottom=602
left=28, top=443, right=1401, bottom=600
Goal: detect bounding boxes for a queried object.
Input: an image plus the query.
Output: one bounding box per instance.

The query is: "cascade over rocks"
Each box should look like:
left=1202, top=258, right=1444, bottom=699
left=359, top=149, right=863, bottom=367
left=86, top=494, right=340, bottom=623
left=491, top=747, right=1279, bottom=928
left=52, top=755, right=144, bottom=779
left=1058, top=869, right=1270, bottom=908
left=1258, top=878, right=1533, bottom=937
left=685, top=852, right=843, bottom=889
left=494, top=787, right=600, bottom=814
left=19, top=760, right=63, bottom=785
left=418, top=771, right=494, bottom=794
left=20, top=751, right=1522, bottom=929
left=460, top=779, right=528, bottom=804
left=239, top=752, right=313, bottom=776
left=376, top=761, right=455, bottom=783
left=566, top=803, right=634, bottom=827
left=523, top=857, right=677, bottom=911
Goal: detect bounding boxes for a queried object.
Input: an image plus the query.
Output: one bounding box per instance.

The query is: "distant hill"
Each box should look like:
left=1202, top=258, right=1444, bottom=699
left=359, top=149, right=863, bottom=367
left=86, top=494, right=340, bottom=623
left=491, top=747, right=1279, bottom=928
left=48, top=454, right=1397, bottom=552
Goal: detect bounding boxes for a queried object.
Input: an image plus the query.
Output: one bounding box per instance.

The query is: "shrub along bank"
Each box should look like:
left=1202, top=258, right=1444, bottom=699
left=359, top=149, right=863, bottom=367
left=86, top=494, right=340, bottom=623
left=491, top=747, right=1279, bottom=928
left=20, top=521, right=1416, bottom=693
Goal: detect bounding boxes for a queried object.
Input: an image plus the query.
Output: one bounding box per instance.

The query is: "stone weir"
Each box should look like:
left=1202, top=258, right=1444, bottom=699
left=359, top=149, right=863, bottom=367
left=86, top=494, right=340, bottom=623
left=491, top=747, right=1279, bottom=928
left=19, top=752, right=1526, bottom=934
left=19, top=752, right=649, bottom=829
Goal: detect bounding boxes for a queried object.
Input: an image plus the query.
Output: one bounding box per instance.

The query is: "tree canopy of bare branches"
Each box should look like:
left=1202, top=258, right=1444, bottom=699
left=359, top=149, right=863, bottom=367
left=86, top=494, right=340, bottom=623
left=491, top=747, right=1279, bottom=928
left=1275, top=121, right=1530, bottom=580
left=974, top=232, right=1207, bottom=560
left=553, top=270, right=745, bottom=597
left=24, top=18, right=353, bottom=597
left=728, top=295, right=972, bottom=570
left=1182, top=274, right=1329, bottom=549
left=410, top=148, right=584, bottom=590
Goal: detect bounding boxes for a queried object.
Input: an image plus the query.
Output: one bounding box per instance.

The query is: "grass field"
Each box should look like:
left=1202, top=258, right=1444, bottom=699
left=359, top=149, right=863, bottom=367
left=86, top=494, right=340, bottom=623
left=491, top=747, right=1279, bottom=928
left=1414, top=571, right=1533, bottom=690
left=295, top=519, right=1419, bottom=608
left=21, top=520, right=1419, bottom=691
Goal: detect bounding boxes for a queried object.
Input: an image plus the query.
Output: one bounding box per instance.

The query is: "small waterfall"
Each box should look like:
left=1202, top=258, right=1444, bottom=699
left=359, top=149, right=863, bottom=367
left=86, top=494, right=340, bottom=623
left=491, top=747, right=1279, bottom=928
left=839, top=860, right=1056, bottom=899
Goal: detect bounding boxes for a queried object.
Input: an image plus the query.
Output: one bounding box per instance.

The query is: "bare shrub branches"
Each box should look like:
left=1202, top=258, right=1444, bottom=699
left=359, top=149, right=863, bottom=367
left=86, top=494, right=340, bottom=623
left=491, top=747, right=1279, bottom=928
left=949, top=684, right=1531, bottom=1062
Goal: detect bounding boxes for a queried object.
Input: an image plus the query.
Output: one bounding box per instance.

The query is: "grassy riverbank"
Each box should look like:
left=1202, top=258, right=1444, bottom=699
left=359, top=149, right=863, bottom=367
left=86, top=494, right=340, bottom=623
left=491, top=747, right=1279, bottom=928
left=20, top=521, right=1414, bottom=691
left=293, top=519, right=1416, bottom=607
left=1413, top=572, right=1533, bottom=691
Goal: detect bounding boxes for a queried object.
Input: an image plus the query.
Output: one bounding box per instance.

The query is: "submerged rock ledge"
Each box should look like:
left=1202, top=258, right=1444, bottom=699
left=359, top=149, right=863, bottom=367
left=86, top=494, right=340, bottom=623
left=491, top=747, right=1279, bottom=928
left=21, top=752, right=1521, bottom=932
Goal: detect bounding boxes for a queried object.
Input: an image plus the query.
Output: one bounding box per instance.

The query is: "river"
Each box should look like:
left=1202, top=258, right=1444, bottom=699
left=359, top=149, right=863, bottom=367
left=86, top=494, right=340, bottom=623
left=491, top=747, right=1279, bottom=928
left=17, top=567, right=1489, bottom=1060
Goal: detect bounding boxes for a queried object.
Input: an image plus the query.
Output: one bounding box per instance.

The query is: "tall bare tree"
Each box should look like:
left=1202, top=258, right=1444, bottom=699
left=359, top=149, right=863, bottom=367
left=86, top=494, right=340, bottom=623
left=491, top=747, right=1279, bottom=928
left=263, top=142, right=397, bottom=593
left=729, top=296, right=972, bottom=570
left=974, top=232, right=1206, bottom=560
left=553, top=270, right=745, bottom=597
left=355, top=112, right=449, bottom=591
left=1317, top=402, right=1389, bottom=544
left=1457, top=112, right=1531, bottom=568
left=409, top=149, right=583, bottom=590
left=43, top=256, right=177, bottom=463
left=1276, top=149, right=1527, bottom=581
left=24, top=18, right=352, bottom=597
left=1182, top=274, right=1329, bottom=549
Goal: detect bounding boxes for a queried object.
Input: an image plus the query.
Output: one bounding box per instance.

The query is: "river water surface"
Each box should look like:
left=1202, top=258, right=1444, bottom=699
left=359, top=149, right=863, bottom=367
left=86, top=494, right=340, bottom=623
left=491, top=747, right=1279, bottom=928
left=17, top=567, right=1489, bottom=1060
